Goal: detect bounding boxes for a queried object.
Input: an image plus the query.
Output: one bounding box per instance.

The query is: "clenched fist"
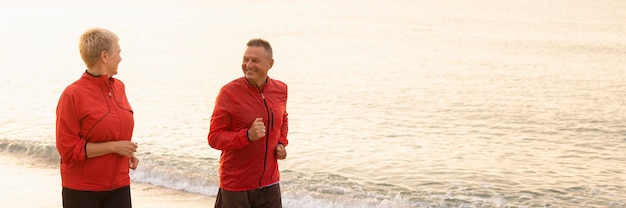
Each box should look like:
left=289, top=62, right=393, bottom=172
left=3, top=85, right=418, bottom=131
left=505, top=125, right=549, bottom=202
left=247, top=118, right=266, bottom=142
left=275, top=144, right=287, bottom=160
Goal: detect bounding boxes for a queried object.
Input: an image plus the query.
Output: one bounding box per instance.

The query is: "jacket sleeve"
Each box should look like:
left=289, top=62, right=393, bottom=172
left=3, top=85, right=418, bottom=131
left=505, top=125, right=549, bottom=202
left=279, top=110, right=289, bottom=146
left=55, top=90, right=88, bottom=165
left=208, top=88, right=250, bottom=150
left=279, top=86, right=289, bottom=146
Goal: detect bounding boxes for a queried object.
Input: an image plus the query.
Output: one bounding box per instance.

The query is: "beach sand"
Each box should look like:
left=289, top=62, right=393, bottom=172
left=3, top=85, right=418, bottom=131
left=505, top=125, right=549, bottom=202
left=0, top=155, right=215, bottom=208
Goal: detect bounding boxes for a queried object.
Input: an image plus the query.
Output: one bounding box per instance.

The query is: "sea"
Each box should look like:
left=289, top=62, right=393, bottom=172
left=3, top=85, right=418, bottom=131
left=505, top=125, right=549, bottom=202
left=1, top=0, right=625, bottom=207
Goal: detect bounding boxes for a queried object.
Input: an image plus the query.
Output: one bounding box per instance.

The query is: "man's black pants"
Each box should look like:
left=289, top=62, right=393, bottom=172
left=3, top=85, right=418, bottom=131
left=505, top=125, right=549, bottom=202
left=214, top=184, right=282, bottom=208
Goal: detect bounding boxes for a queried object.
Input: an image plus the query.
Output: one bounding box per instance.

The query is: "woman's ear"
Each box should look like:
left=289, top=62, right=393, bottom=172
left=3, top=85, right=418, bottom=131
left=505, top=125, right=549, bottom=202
left=100, top=50, right=108, bottom=63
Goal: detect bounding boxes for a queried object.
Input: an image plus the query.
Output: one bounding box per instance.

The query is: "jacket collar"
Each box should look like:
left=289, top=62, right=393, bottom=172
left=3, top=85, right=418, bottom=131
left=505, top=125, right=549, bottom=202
left=243, top=76, right=270, bottom=90
left=82, top=70, right=114, bottom=85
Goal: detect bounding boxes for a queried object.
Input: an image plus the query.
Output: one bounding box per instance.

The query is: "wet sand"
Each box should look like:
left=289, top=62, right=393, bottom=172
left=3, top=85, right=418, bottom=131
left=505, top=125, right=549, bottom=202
left=0, top=155, right=215, bottom=208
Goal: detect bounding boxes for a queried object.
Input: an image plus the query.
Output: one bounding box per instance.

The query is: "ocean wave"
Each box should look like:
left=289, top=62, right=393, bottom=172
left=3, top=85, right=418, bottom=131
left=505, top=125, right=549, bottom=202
left=0, top=138, right=59, bottom=165
left=0, top=139, right=421, bottom=207
left=5, top=138, right=622, bottom=207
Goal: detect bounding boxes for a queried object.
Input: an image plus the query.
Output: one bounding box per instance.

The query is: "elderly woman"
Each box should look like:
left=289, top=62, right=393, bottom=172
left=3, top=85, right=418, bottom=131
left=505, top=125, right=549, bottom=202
left=55, top=27, right=139, bottom=208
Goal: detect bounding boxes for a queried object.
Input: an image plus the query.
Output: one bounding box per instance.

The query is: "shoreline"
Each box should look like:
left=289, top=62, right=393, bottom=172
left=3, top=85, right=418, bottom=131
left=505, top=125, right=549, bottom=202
left=132, top=182, right=215, bottom=207
left=0, top=155, right=215, bottom=207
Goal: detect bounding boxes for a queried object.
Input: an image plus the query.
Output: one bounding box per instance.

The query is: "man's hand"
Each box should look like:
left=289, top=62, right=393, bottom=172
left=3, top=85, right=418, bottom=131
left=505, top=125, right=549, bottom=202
left=275, top=144, right=287, bottom=160
left=129, top=155, right=139, bottom=170
left=247, top=118, right=266, bottom=142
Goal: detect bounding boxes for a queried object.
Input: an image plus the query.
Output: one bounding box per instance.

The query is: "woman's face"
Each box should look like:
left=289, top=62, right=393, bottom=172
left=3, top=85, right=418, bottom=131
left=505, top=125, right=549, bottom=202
left=106, top=42, right=122, bottom=76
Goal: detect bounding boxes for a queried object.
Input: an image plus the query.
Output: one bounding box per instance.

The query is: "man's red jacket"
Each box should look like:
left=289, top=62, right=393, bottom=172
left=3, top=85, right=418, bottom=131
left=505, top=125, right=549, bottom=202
left=208, top=77, right=289, bottom=191
left=56, top=72, right=134, bottom=191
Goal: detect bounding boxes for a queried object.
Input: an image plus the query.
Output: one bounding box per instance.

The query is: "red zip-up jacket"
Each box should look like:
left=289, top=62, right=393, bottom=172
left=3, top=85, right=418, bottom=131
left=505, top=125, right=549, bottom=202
left=208, top=77, right=289, bottom=191
left=56, top=72, right=134, bottom=191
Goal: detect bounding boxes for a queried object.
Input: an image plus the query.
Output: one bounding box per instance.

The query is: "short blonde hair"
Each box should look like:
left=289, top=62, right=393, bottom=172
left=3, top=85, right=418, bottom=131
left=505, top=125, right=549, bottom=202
left=79, top=28, right=119, bottom=67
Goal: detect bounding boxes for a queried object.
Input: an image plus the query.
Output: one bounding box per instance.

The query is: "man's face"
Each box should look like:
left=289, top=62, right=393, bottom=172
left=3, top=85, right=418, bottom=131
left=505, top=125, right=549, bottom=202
left=242, top=46, right=273, bottom=84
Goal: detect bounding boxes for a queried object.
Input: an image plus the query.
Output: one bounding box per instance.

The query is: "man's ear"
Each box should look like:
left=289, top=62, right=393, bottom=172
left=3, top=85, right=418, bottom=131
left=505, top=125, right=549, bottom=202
left=268, top=59, right=274, bottom=69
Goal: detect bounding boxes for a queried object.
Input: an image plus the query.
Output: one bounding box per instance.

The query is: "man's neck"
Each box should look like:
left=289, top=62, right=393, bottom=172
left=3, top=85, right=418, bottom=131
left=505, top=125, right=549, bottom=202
left=246, top=77, right=267, bottom=89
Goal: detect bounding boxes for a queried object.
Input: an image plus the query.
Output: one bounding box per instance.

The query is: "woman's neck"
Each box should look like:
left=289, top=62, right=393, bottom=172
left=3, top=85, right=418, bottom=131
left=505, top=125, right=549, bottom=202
left=86, top=67, right=106, bottom=76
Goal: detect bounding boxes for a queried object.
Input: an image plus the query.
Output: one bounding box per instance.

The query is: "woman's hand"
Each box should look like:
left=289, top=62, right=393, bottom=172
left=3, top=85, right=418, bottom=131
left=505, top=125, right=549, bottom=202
left=129, top=155, right=139, bottom=170
left=86, top=141, right=137, bottom=158
left=112, top=141, right=138, bottom=157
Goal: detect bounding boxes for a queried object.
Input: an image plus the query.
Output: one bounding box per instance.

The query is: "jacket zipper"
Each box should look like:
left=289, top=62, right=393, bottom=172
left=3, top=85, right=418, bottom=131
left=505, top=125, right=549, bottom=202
left=258, top=90, right=271, bottom=189
left=107, top=78, right=119, bottom=190
left=86, top=74, right=119, bottom=190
